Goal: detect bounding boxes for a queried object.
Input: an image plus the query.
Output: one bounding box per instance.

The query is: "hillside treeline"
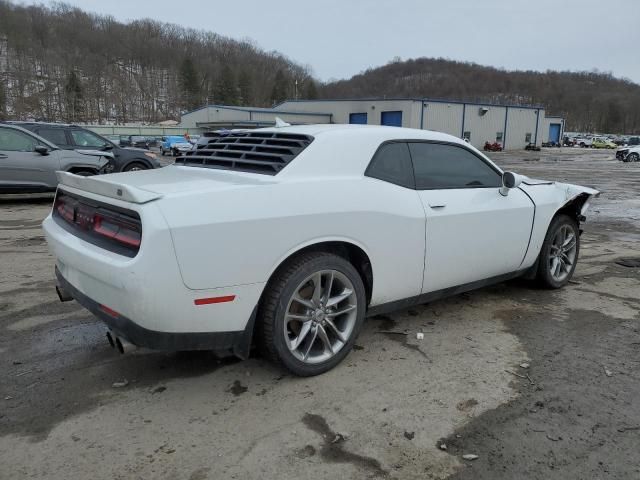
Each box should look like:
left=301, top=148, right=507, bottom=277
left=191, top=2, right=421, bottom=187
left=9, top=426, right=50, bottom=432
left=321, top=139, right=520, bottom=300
left=0, top=1, right=317, bottom=124
left=320, top=57, right=640, bottom=134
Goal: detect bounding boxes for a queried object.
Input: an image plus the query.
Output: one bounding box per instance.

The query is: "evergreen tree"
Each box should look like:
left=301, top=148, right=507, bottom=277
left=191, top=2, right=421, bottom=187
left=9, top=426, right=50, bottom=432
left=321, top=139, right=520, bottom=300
left=215, top=64, right=237, bottom=105
left=238, top=70, right=252, bottom=106
left=303, top=79, right=318, bottom=100
left=270, top=69, right=288, bottom=105
left=0, top=81, right=6, bottom=120
left=64, top=70, right=84, bottom=122
left=179, top=57, right=201, bottom=110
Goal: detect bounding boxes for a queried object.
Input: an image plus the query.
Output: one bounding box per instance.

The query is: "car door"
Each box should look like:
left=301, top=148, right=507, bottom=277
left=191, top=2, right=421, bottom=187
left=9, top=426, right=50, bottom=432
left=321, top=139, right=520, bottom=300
left=364, top=141, right=426, bottom=303
left=408, top=141, right=535, bottom=293
left=0, top=127, right=60, bottom=190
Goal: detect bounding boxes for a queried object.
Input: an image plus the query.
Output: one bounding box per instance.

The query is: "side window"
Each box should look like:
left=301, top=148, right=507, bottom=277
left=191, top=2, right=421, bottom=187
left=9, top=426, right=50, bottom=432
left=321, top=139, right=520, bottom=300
left=0, top=129, right=38, bottom=152
left=70, top=129, right=107, bottom=147
left=36, top=128, right=68, bottom=147
left=409, top=142, right=502, bottom=190
left=365, top=142, right=415, bottom=188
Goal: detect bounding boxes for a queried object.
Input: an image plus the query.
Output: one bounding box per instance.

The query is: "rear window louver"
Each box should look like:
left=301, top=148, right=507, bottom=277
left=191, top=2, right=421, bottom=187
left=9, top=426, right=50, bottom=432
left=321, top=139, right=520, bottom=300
left=175, top=131, right=313, bottom=175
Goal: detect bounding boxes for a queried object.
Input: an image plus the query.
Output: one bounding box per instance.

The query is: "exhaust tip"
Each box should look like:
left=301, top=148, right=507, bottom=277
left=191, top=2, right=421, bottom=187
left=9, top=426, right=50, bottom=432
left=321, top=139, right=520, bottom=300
left=106, top=331, right=115, bottom=349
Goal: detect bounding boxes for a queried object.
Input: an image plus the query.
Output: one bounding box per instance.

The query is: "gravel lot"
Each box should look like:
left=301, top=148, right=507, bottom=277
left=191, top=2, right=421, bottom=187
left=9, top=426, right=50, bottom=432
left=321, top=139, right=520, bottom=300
left=0, top=148, right=638, bottom=479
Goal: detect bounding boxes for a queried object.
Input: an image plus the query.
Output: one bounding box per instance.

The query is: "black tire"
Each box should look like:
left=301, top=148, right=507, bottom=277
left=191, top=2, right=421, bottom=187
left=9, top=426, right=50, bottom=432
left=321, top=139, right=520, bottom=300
left=536, top=214, right=580, bottom=289
left=74, top=170, right=96, bottom=177
left=160, top=148, right=166, bottom=156
left=628, top=153, right=639, bottom=162
left=258, top=252, right=366, bottom=376
left=123, top=161, right=148, bottom=172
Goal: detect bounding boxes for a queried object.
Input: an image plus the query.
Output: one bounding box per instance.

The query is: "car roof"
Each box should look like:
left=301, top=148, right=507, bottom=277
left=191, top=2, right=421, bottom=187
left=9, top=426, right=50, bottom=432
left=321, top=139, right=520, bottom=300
left=3, top=121, right=80, bottom=129
left=255, top=123, right=468, bottom=146
left=0, top=123, right=58, bottom=149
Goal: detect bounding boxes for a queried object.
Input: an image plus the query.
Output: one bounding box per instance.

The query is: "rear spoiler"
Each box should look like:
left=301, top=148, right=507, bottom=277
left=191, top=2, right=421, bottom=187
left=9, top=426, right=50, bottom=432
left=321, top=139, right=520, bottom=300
left=56, top=171, right=162, bottom=204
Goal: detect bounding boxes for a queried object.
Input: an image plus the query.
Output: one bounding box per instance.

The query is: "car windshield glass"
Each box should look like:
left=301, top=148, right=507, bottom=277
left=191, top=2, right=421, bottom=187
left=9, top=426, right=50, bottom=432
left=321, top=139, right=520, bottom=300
left=70, top=130, right=108, bottom=147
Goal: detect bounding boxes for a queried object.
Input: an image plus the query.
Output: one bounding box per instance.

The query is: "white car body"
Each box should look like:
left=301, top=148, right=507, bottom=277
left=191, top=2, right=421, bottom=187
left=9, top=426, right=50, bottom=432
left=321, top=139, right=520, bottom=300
left=43, top=125, right=598, bottom=362
left=616, top=145, right=640, bottom=161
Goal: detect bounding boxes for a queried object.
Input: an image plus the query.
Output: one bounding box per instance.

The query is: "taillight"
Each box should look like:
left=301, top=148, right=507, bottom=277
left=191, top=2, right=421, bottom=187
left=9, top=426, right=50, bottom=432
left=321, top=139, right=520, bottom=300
left=93, top=214, right=141, bottom=248
left=55, top=195, right=75, bottom=223
left=53, top=190, right=142, bottom=257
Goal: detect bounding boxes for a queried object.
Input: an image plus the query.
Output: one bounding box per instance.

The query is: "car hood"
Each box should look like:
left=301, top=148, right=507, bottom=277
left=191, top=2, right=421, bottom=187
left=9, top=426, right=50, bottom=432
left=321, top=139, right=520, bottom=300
left=57, top=165, right=276, bottom=203
left=123, top=147, right=149, bottom=152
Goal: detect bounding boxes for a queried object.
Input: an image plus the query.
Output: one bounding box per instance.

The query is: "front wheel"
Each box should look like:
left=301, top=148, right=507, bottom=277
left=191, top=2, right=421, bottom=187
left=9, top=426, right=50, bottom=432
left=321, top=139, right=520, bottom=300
left=258, top=252, right=366, bottom=376
left=123, top=161, right=148, bottom=172
left=536, top=214, right=580, bottom=289
left=628, top=152, right=639, bottom=162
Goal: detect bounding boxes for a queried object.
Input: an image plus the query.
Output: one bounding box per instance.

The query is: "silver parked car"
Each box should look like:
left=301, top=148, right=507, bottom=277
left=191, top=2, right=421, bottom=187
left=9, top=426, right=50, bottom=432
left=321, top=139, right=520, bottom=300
left=0, top=124, right=113, bottom=194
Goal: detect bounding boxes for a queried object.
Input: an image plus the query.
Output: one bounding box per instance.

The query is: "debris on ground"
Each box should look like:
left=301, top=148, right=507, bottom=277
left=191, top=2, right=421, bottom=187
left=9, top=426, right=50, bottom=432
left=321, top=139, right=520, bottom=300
left=331, top=433, right=346, bottom=444
left=615, top=257, right=640, bottom=268
left=439, top=443, right=447, bottom=450
left=112, top=380, right=129, bottom=388
left=519, top=362, right=530, bottom=369
left=462, top=454, right=478, bottom=461
left=416, top=332, right=424, bottom=340
left=404, top=431, right=415, bottom=440
left=604, top=367, right=613, bottom=377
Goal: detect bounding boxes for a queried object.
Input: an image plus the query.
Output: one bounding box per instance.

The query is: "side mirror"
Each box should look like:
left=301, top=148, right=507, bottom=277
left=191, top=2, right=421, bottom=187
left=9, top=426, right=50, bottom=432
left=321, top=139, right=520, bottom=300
left=34, top=145, right=49, bottom=155
left=500, top=171, right=523, bottom=196
left=101, top=144, right=114, bottom=151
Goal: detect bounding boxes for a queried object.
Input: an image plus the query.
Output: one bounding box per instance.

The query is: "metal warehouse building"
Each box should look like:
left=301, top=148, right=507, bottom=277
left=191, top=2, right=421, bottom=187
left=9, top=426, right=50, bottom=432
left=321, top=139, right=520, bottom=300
left=180, top=98, right=562, bottom=151
left=178, top=105, right=331, bottom=129
left=541, top=115, right=565, bottom=144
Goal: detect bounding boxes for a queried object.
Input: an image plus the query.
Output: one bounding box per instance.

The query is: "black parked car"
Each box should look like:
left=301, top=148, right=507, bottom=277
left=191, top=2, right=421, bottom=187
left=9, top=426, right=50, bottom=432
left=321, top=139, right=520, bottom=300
left=119, top=135, right=151, bottom=149
left=3, top=122, right=161, bottom=172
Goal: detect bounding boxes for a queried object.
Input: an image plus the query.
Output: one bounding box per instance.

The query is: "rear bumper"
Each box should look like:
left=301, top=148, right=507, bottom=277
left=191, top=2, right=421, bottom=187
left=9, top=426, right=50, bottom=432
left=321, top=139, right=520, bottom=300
left=56, top=267, right=255, bottom=357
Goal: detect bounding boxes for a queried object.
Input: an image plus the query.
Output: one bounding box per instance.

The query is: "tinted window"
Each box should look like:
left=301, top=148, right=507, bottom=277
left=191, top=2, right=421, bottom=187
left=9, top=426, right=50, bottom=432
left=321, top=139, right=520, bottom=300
left=409, top=142, right=501, bottom=189
left=37, top=128, right=68, bottom=146
left=0, top=128, right=38, bottom=152
left=365, top=142, right=414, bottom=188
left=70, top=129, right=107, bottom=147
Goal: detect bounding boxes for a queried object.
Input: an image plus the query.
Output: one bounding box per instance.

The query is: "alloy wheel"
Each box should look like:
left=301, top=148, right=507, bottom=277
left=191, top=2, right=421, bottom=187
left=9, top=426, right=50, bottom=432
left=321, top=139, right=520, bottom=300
left=549, top=224, right=577, bottom=282
left=284, top=270, right=358, bottom=364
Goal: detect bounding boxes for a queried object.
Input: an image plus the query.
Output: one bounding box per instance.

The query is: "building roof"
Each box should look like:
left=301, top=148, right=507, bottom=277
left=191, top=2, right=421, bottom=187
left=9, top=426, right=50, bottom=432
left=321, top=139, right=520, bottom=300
left=276, top=97, right=546, bottom=110
left=182, top=104, right=332, bottom=117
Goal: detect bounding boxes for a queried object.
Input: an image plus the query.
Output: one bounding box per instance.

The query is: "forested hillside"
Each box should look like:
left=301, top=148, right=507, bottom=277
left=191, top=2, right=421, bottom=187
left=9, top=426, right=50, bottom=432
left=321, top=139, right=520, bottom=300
left=0, top=1, right=317, bottom=123
left=1, top=1, right=639, bottom=133
left=320, top=58, right=640, bottom=133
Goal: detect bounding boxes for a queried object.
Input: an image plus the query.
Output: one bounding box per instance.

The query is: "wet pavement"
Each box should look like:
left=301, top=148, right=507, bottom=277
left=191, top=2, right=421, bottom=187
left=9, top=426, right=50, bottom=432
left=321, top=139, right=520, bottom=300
left=0, top=147, right=638, bottom=479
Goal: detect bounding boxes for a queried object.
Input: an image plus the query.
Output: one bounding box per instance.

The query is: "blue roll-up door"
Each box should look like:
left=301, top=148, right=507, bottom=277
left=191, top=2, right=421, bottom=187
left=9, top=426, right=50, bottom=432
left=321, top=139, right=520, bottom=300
left=381, top=111, right=402, bottom=127
left=549, top=123, right=561, bottom=143
left=349, top=113, right=368, bottom=124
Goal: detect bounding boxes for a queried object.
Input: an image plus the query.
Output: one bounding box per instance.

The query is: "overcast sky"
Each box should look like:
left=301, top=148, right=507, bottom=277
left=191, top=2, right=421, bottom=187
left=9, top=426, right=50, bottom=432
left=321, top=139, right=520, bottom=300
left=20, top=0, right=640, bottom=84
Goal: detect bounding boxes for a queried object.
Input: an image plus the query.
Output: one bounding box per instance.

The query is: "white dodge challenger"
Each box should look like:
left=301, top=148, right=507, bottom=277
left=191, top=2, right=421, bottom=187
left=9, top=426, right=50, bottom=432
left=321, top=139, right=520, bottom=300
left=43, top=124, right=598, bottom=376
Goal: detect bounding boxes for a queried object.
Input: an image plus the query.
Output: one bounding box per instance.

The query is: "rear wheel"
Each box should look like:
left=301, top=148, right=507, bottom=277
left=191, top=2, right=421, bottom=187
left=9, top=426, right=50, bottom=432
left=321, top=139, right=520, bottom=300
left=258, top=252, right=366, bottom=376
left=536, top=214, right=580, bottom=289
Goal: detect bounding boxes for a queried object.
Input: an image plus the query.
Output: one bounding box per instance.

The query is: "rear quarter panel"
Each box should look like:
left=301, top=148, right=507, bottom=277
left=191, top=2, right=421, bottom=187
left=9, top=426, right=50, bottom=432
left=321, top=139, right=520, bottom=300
left=158, top=177, right=427, bottom=306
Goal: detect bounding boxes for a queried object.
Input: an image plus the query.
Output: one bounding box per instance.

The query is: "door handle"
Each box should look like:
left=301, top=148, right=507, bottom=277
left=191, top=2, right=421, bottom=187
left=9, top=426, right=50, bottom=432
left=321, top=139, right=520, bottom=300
left=429, top=203, right=446, bottom=209
left=0, top=154, right=7, bottom=159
